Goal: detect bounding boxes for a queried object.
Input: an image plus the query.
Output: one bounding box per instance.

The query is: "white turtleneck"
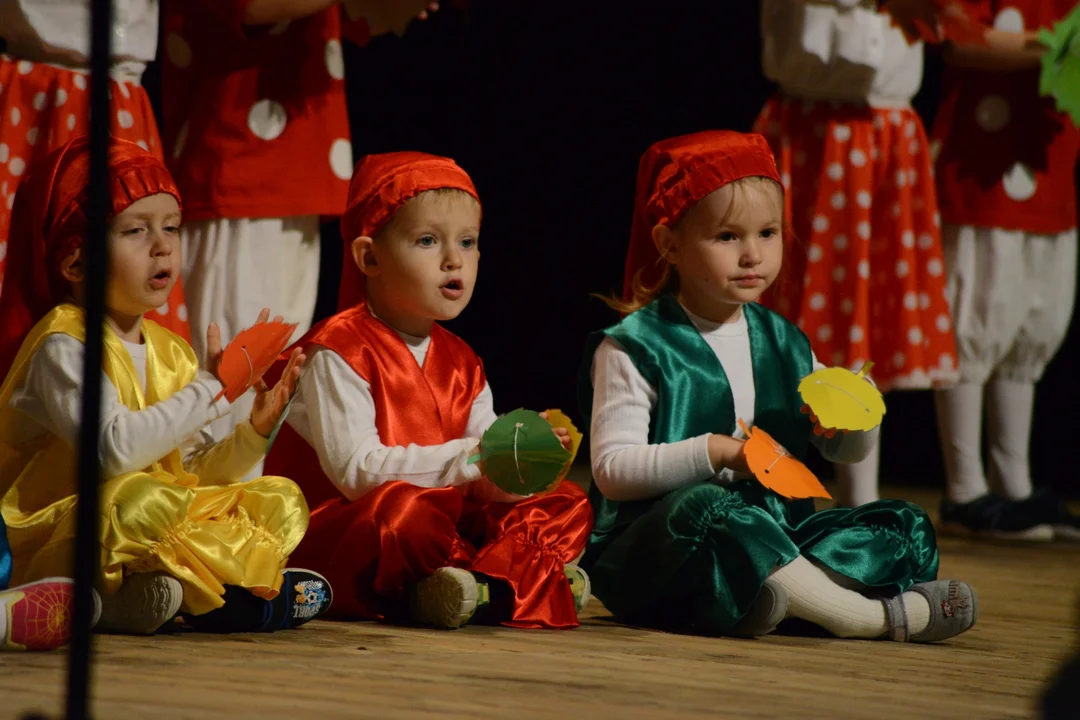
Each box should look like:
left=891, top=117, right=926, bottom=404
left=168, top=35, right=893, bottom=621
left=283, top=319, right=517, bottom=503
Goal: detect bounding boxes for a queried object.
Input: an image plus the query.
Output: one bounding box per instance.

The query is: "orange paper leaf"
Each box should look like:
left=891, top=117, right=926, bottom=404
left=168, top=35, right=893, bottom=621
left=215, top=321, right=297, bottom=403
left=738, top=420, right=831, bottom=501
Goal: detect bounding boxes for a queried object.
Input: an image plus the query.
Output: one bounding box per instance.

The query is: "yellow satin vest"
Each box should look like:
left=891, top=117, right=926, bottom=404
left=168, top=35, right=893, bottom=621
left=0, top=304, right=308, bottom=614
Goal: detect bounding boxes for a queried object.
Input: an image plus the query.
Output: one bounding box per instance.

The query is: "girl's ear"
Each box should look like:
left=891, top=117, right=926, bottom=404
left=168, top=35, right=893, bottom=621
left=652, top=224, right=679, bottom=266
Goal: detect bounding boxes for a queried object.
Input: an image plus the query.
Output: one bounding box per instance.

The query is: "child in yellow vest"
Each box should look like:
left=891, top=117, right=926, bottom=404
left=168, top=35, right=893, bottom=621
left=0, top=136, right=332, bottom=636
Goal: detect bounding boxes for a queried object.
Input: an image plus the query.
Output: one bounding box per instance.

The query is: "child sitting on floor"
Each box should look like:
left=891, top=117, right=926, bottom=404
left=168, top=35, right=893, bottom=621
left=0, top=137, right=332, bottom=636
left=265, top=151, right=594, bottom=630
left=581, top=130, right=977, bottom=643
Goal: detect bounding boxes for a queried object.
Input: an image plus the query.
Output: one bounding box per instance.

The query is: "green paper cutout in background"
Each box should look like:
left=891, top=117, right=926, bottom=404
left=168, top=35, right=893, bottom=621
left=1039, top=5, right=1080, bottom=127
left=477, top=409, right=571, bottom=496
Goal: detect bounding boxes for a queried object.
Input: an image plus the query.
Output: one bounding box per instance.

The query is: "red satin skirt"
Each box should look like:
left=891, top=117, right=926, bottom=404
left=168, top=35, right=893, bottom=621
left=287, top=480, right=593, bottom=629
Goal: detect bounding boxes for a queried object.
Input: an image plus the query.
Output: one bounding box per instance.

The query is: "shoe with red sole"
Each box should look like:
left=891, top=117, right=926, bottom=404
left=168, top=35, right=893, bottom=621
left=0, top=578, right=101, bottom=651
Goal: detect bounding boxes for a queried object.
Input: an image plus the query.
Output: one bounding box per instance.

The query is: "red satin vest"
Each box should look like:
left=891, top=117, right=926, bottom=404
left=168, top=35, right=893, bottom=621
left=264, top=304, right=487, bottom=511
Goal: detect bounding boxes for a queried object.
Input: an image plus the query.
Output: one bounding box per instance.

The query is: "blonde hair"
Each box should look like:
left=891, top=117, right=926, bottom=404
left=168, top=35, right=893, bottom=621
left=375, top=187, right=480, bottom=240
left=598, top=176, right=784, bottom=314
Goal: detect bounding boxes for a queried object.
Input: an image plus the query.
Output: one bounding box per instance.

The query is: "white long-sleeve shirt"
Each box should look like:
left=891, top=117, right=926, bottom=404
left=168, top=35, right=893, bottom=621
left=589, top=306, right=880, bottom=503
left=283, top=323, right=521, bottom=503
left=6, top=333, right=267, bottom=483
left=761, top=0, right=923, bottom=108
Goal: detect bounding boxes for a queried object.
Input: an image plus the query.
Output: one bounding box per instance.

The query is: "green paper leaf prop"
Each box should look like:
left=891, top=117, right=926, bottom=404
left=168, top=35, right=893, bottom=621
left=1039, top=5, right=1080, bottom=127
left=265, top=378, right=302, bottom=453
left=476, top=409, right=571, bottom=496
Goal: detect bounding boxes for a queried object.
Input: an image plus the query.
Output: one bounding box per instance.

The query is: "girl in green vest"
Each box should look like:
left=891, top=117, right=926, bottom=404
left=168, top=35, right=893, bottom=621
left=579, top=130, right=978, bottom=643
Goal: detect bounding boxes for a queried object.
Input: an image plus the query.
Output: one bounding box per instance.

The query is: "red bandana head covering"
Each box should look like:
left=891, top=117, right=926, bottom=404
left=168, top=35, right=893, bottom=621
left=624, top=130, right=782, bottom=302
left=337, top=151, right=479, bottom=312
left=0, top=135, right=181, bottom=379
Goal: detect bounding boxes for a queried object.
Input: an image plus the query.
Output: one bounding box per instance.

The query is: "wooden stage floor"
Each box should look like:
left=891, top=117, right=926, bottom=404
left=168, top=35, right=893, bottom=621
left=2, top=485, right=1078, bottom=720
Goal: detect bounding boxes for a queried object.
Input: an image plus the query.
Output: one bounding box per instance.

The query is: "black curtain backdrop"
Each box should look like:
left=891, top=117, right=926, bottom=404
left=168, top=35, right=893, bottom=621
left=145, top=2, right=1080, bottom=496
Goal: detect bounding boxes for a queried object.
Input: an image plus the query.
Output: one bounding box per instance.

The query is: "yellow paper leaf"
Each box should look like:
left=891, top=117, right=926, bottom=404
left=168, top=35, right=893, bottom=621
left=544, top=408, right=582, bottom=477
left=797, top=364, right=886, bottom=432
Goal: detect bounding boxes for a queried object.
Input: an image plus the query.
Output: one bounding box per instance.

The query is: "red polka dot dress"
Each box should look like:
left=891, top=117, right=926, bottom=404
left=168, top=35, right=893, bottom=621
left=0, top=5, right=192, bottom=340
left=933, top=1, right=1080, bottom=237
left=931, top=0, right=1080, bottom=386
left=753, top=0, right=959, bottom=392
left=160, top=3, right=368, bottom=224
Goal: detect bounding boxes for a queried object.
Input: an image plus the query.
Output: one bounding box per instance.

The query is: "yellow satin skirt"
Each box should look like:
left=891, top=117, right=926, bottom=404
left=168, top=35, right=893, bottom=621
left=8, top=472, right=309, bottom=615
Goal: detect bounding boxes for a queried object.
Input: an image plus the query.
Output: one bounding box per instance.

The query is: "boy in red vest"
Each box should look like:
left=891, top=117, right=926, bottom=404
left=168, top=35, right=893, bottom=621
left=265, top=152, right=594, bottom=629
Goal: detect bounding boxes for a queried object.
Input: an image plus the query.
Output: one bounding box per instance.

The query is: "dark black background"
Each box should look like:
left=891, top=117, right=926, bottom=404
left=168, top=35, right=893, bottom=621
left=145, top=2, right=1079, bottom=495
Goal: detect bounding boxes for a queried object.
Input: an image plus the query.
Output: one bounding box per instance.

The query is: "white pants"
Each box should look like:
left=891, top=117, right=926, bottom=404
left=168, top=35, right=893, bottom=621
left=941, top=224, right=1077, bottom=384
left=181, top=216, right=321, bottom=480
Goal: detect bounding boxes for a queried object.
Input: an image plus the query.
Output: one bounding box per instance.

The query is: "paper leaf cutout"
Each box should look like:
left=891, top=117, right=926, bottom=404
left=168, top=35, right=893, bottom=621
left=1039, top=5, right=1080, bottom=127
left=265, top=385, right=300, bottom=453
left=543, top=408, right=582, bottom=480
left=481, top=409, right=572, bottom=496
left=797, top=362, right=886, bottom=433
left=738, top=420, right=831, bottom=500
left=343, top=0, right=429, bottom=36
left=215, top=320, right=297, bottom=403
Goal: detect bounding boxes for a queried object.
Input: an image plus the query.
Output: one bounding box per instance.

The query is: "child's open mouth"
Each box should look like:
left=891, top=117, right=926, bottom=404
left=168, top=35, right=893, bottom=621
left=440, top=279, right=464, bottom=300
left=149, top=269, right=171, bottom=290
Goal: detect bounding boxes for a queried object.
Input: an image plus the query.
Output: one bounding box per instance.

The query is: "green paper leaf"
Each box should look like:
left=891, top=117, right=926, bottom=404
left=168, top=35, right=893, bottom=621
left=1039, top=6, right=1080, bottom=127
left=265, top=389, right=300, bottom=453
left=480, top=409, right=571, bottom=495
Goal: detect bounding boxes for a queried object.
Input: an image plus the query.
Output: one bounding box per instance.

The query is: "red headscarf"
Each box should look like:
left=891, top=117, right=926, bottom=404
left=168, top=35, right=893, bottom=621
left=624, top=130, right=782, bottom=302
left=337, top=151, right=479, bottom=312
left=0, top=136, right=180, bottom=380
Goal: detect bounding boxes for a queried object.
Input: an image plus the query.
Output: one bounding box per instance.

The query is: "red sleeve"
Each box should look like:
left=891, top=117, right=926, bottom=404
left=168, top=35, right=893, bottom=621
left=958, top=0, right=996, bottom=27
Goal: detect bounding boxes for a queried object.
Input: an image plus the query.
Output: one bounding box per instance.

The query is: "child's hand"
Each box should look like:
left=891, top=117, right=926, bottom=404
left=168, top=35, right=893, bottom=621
left=882, top=0, right=944, bottom=44
left=800, top=404, right=840, bottom=439
left=707, top=434, right=749, bottom=474
left=251, top=347, right=306, bottom=438
left=539, top=411, right=573, bottom=452
left=417, top=1, right=439, bottom=20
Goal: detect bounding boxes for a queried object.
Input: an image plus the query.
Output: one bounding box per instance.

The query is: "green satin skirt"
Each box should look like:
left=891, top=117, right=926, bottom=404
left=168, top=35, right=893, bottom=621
left=581, top=481, right=939, bottom=636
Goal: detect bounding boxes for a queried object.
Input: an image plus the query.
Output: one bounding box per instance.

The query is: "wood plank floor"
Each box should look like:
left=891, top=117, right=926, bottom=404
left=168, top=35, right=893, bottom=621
left=3, top=485, right=1078, bottom=720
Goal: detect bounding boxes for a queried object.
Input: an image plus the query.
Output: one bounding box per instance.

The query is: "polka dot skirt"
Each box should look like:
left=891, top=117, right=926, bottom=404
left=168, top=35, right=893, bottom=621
left=755, top=96, right=958, bottom=392
left=0, top=55, right=191, bottom=341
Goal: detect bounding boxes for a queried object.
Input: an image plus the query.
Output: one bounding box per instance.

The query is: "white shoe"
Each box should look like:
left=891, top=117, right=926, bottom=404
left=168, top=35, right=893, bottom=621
left=409, top=567, right=489, bottom=630
left=565, top=564, right=591, bottom=615
left=96, top=572, right=183, bottom=635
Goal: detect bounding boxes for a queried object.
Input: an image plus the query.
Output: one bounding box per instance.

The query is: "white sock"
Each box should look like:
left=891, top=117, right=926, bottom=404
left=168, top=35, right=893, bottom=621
left=770, top=556, right=931, bottom=639
left=833, top=441, right=881, bottom=507
left=934, top=383, right=990, bottom=504
left=985, top=376, right=1035, bottom=501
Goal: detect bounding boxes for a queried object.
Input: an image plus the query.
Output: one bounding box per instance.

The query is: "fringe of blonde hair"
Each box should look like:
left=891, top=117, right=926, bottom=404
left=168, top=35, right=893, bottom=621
left=597, top=176, right=785, bottom=314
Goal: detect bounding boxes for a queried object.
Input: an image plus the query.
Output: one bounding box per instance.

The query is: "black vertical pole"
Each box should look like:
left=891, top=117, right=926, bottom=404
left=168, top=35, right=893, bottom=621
left=65, top=0, right=112, bottom=717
